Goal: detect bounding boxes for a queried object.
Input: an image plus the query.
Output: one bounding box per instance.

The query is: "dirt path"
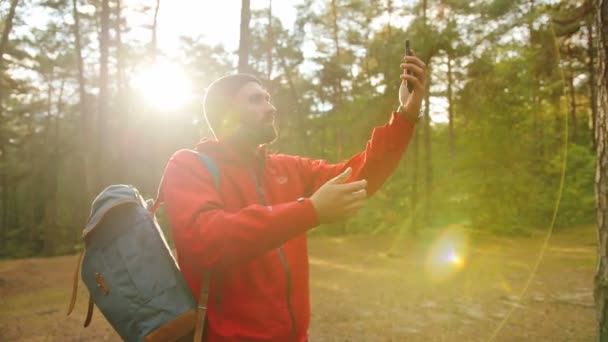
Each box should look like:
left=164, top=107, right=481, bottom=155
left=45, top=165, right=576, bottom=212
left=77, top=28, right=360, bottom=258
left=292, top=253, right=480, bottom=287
left=0, top=226, right=596, bottom=341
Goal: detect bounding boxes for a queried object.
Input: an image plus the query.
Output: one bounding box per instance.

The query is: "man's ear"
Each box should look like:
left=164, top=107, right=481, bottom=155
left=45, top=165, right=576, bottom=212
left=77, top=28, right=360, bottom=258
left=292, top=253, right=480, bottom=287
left=215, top=108, right=239, bottom=137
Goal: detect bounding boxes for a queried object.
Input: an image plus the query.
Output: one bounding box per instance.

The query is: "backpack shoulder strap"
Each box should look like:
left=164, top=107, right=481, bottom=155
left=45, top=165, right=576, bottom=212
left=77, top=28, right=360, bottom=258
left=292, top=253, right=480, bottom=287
left=150, top=150, right=220, bottom=215
left=151, top=150, right=220, bottom=341
left=66, top=249, right=86, bottom=316
left=193, top=152, right=220, bottom=190
left=191, top=151, right=219, bottom=342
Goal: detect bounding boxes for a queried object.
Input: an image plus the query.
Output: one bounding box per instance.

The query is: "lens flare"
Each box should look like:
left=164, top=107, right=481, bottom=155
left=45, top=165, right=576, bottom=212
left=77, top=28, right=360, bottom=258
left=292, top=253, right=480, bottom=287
left=448, top=252, right=463, bottom=267
left=424, top=226, right=469, bottom=283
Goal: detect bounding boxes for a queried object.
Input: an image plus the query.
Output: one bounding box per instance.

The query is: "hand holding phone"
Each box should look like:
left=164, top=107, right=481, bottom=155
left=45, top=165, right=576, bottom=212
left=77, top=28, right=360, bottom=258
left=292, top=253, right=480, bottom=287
left=398, top=39, right=427, bottom=120
left=405, top=39, right=414, bottom=93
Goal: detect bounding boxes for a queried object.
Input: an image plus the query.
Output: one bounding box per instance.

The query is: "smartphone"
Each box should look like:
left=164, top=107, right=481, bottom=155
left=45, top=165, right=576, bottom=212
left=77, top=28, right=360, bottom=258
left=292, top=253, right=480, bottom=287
left=405, top=39, right=414, bottom=92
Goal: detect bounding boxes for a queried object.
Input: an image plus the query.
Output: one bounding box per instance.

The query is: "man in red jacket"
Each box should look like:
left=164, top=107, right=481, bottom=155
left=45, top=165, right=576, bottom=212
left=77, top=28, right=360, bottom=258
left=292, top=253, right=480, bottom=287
left=160, top=55, right=426, bottom=341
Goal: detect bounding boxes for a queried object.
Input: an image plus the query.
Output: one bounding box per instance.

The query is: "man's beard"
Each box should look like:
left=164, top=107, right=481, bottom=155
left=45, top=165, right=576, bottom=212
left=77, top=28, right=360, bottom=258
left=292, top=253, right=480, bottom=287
left=236, top=121, right=278, bottom=146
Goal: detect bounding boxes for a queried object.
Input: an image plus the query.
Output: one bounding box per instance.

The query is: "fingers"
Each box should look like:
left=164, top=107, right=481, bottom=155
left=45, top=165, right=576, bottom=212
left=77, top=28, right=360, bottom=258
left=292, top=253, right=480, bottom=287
left=327, top=167, right=352, bottom=185
left=344, top=188, right=367, bottom=204
left=402, top=55, right=426, bottom=69
left=400, top=74, right=423, bottom=91
left=400, top=63, right=424, bottom=78
left=345, top=200, right=365, bottom=213
left=336, top=179, right=368, bottom=193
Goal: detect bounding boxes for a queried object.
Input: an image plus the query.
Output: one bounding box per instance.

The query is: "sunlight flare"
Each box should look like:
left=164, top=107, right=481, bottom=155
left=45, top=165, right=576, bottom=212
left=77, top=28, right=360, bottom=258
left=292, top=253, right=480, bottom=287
left=425, top=226, right=470, bottom=283
left=131, top=61, right=193, bottom=111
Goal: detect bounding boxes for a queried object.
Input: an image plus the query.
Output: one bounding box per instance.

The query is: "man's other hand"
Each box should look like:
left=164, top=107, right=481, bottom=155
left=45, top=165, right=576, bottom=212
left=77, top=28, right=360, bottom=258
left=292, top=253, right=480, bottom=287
left=310, top=167, right=367, bottom=224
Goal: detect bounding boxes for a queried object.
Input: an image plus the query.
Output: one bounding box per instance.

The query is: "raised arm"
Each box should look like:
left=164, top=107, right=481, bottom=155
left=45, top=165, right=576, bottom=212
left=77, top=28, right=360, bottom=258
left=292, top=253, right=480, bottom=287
left=299, top=53, right=427, bottom=197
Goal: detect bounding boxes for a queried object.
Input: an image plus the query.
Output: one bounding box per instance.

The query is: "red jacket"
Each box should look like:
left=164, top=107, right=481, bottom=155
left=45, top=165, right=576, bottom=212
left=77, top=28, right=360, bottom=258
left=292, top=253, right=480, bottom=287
left=160, top=112, right=415, bottom=341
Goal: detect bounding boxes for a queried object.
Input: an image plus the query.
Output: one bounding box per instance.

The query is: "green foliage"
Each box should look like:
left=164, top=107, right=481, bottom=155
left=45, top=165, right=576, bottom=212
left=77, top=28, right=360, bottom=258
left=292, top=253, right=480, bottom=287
left=0, top=0, right=598, bottom=258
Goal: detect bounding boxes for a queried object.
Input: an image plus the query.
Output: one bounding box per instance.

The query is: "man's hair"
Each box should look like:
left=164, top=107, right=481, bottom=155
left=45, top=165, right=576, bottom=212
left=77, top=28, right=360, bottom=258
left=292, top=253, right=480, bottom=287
left=203, top=74, right=262, bottom=132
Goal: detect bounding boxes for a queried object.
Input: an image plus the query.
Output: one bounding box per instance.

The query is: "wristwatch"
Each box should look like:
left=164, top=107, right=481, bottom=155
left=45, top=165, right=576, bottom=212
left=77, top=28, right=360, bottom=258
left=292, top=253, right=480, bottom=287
left=397, top=104, right=425, bottom=122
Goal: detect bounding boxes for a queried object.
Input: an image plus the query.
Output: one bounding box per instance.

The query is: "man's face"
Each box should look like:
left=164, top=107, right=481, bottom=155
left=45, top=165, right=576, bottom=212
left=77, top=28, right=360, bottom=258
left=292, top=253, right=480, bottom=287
left=232, top=82, right=278, bottom=145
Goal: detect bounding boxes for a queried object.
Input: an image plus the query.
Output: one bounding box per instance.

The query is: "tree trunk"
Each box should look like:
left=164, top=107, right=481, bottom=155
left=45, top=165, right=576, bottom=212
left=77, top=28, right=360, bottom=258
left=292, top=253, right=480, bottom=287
left=423, top=66, right=432, bottom=227
left=115, top=0, right=128, bottom=181
left=278, top=54, right=308, bottom=154
left=386, top=0, right=392, bottom=38
left=71, top=0, right=93, bottom=197
left=0, top=0, right=19, bottom=255
left=43, top=79, right=65, bottom=255
left=97, top=0, right=110, bottom=189
left=447, top=53, right=455, bottom=160
left=594, top=0, right=608, bottom=339
left=330, top=0, right=343, bottom=102
left=409, top=128, right=420, bottom=233
left=0, top=0, right=19, bottom=72
left=0, top=149, right=7, bottom=255
left=568, top=58, right=578, bottom=141
left=421, top=0, right=432, bottom=228
left=238, top=0, right=251, bottom=73
left=330, top=0, right=343, bottom=160
left=267, top=0, right=273, bottom=80
left=588, top=14, right=598, bottom=149
left=151, top=0, right=160, bottom=61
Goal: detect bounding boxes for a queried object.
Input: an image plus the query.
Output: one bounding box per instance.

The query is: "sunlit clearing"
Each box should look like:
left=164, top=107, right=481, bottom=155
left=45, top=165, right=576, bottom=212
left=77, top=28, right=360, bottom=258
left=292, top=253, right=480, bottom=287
left=425, top=226, right=469, bottom=283
left=131, top=62, right=192, bottom=111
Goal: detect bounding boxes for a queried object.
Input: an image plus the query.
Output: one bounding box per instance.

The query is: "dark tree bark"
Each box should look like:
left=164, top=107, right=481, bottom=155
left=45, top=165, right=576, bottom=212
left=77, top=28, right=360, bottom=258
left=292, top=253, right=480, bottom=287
left=593, top=0, right=608, bottom=339
left=588, top=13, right=598, bottom=148
left=238, top=0, right=251, bottom=73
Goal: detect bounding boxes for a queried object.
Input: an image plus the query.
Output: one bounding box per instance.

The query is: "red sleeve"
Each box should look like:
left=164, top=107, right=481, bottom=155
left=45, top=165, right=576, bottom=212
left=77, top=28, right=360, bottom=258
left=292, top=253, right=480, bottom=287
left=161, top=150, right=319, bottom=269
left=299, top=112, right=416, bottom=196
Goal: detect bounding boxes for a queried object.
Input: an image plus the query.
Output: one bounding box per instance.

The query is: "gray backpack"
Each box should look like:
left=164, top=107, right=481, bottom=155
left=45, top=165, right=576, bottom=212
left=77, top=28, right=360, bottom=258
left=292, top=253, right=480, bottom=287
left=67, top=151, right=219, bottom=342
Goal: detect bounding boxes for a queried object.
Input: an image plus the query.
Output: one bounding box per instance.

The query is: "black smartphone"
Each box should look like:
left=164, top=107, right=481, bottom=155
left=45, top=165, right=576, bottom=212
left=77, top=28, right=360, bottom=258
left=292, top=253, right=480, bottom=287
left=405, top=39, right=414, bottom=92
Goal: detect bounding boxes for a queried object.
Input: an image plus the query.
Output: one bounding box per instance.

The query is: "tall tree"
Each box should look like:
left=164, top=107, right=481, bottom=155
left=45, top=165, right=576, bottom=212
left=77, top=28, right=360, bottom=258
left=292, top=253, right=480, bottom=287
left=151, top=0, right=160, bottom=61
left=421, top=0, right=433, bottom=228
left=266, top=0, right=273, bottom=80
left=0, top=0, right=20, bottom=255
left=588, top=13, right=598, bottom=148
left=447, top=52, right=455, bottom=159
left=594, top=0, right=608, bottom=338
left=71, top=0, right=92, bottom=196
left=115, top=0, right=128, bottom=179
left=238, top=0, right=251, bottom=73
left=97, top=0, right=111, bottom=189
left=567, top=54, right=578, bottom=141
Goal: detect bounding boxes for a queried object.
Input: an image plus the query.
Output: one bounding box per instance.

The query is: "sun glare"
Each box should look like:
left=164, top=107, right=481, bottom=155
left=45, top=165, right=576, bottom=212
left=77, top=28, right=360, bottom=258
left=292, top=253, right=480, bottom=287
left=131, top=62, right=193, bottom=111
left=425, top=226, right=470, bottom=283
left=448, top=252, right=464, bottom=267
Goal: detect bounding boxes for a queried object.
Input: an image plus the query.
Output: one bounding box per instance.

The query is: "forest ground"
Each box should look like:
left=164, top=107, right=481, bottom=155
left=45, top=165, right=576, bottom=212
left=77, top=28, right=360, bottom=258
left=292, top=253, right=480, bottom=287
left=0, top=225, right=596, bottom=341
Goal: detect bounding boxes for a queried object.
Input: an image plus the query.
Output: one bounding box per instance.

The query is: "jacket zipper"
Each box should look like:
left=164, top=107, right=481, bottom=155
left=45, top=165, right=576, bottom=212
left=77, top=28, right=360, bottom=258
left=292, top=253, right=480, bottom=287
left=250, top=169, right=297, bottom=341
